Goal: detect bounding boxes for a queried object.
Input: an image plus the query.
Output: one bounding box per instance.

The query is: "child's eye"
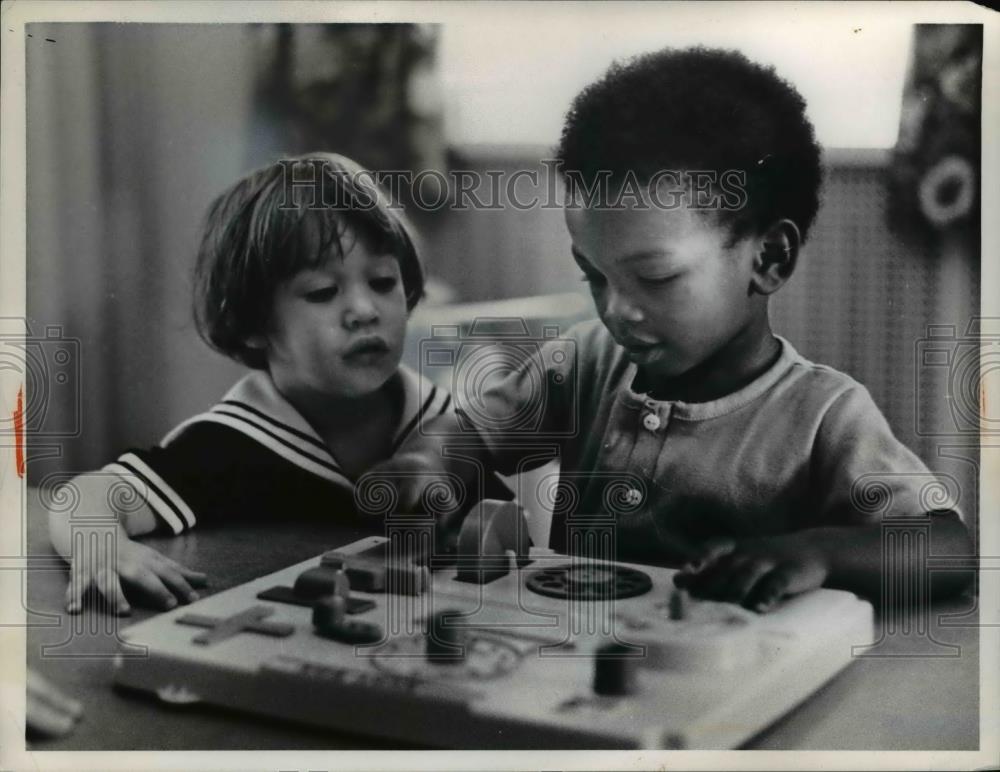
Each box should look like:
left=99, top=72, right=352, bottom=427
left=370, top=277, right=398, bottom=293
left=638, top=275, right=679, bottom=287
left=304, top=286, right=338, bottom=302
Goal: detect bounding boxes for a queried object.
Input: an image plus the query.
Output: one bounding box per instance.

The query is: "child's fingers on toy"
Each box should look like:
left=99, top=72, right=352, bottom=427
left=94, top=566, right=131, bottom=616
left=364, top=452, right=447, bottom=516
left=672, top=554, right=728, bottom=590
left=690, top=538, right=737, bottom=571
left=436, top=489, right=467, bottom=533
left=434, top=521, right=460, bottom=553
left=64, top=580, right=82, bottom=615
left=392, top=483, right=425, bottom=516
left=672, top=564, right=697, bottom=588
left=680, top=554, right=733, bottom=597
left=744, top=564, right=796, bottom=612
left=719, top=558, right=778, bottom=604
left=412, top=469, right=461, bottom=521
left=675, top=551, right=740, bottom=598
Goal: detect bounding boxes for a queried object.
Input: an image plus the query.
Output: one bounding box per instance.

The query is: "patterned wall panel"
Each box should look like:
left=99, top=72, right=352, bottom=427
left=772, top=150, right=980, bottom=533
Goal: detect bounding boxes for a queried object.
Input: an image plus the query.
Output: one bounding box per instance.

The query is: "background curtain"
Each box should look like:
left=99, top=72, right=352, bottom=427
left=25, top=23, right=445, bottom=482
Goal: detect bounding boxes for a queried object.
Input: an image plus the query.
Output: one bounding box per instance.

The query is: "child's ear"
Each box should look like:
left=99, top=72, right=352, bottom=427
left=749, top=219, right=801, bottom=296
left=244, top=334, right=268, bottom=351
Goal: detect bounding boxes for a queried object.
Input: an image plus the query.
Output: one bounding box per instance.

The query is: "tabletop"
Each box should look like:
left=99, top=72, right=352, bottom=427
left=22, top=488, right=980, bottom=751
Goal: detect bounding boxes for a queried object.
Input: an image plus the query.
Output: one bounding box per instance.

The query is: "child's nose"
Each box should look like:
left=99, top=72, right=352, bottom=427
left=342, top=289, right=379, bottom=329
left=605, top=288, right=644, bottom=324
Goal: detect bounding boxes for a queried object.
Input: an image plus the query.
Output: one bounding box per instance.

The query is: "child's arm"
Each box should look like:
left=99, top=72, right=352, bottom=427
left=369, top=411, right=499, bottom=522
left=47, top=471, right=206, bottom=614
left=677, top=384, right=975, bottom=610
left=674, top=511, right=972, bottom=611
left=368, top=404, right=560, bottom=537
left=370, top=331, right=581, bottom=530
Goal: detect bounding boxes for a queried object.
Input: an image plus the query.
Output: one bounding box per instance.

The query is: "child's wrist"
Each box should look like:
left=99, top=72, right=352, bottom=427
left=796, top=524, right=884, bottom=595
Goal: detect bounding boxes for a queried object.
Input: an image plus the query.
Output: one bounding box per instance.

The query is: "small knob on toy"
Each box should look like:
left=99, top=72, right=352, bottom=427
left=668, top=588, right=689, bottom=620
left=312, top=594, right=347, bottom=629
left=592, top=642, right=638, bottom=696
left=312, top=595, right=383, bottom=644
left=294, top=566, right=350, bottom=601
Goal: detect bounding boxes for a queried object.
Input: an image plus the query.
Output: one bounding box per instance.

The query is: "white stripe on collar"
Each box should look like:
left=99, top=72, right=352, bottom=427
left=160, top=365, right=452, bottom=484
left=393, top=366, right=453, bottom=448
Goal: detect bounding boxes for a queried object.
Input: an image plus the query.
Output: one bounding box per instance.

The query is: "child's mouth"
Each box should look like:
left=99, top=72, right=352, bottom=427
left=620, top=338, right=662, bottom=363
left=342, top=337, right=391, bottom=363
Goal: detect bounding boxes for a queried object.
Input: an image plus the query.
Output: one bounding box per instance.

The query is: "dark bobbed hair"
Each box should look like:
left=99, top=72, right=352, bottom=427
left=557, top=47, right=823, bottom=244
left=193, top=153, right=424, bottom=369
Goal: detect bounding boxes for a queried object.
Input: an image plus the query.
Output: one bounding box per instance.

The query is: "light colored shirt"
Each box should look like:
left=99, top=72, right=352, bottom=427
left=475, top=319, right=948, bottom=562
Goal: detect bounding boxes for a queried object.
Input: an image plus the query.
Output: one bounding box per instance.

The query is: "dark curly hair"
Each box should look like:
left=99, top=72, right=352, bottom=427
left=193, top=153, right=424, bottom=369
left=557, top=47, right=823, bottom=244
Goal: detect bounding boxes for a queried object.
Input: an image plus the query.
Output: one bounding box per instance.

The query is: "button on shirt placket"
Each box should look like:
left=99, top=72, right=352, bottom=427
left=599, top=397, right=669, bottom=557
left=632, top=400, right=668, bottom=480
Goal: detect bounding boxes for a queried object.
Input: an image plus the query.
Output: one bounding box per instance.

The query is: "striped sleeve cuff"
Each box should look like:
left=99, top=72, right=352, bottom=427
left=102, top=452, right=197, bottom=535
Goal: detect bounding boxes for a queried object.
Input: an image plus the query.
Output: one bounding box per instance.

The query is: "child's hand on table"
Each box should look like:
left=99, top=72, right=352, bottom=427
left=674, top=533, right=830, bottom=613
left=26, top=668, right=83, bottom=739
left=66, top=535, right=207, bottom=616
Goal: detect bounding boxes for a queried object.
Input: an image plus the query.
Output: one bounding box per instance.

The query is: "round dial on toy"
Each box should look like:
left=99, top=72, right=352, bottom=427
left=525, top=563, right=653, bottom=600
left=371, top=633, right=522, bottom=681
left=614, top=590, right=759, bottom=671
left=568, top=566, right=616, bottom=589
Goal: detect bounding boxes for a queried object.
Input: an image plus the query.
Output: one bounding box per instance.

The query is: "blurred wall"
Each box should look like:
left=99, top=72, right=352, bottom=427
left=438, top=15, right=912, bottom=149
left=25, top=24, right=980, bottom=537
left=28, top=24, right=260, bottom=478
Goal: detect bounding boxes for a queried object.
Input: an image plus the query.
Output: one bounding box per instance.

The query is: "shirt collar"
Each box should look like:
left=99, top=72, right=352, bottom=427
left=161, top=364, right=448, bottom=485
left=617, top=336, right=801, bottom=420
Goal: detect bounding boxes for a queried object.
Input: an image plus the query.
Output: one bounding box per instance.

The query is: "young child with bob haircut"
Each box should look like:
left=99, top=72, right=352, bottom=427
left=378, top=47, right=973, bottom=611
left=48, top=153, right=473, bottom=614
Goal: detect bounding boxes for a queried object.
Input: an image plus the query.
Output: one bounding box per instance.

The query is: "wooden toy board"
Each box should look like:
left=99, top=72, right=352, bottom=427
left=113, top=536, right=874, bottom=749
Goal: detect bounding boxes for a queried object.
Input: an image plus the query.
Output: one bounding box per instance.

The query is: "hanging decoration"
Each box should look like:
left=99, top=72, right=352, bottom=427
left=251, top=23, right=447, bottom=210
left=888, top=24, right=982, bottom=250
